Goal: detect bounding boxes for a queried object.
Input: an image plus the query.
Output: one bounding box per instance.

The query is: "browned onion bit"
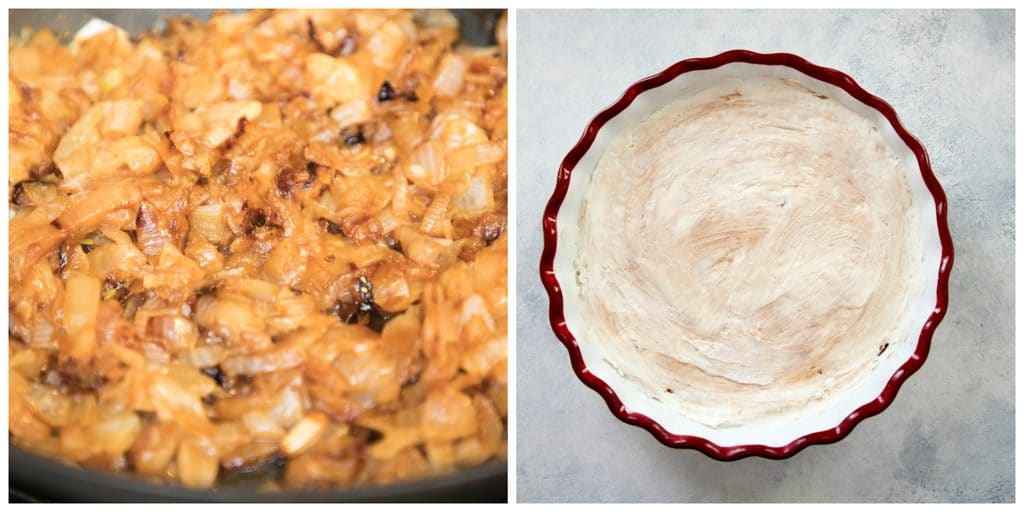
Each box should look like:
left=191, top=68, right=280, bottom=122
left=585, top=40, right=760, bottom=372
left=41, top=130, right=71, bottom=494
left=54, top=240, right=70, bottom=277
left=243, top=208, right=268, bottom=236
left=337, top=35, right=357, bottom=56
left=102, top=277, right=129, bottom=303
left=377, top=80, right=398, bottom=102
left=30, top=162, right=61, bottom=181
left=276, top=166, right=314, bottom=198
left=319, top=218, right=346, bottom=236
left=384, top=234, right=402, bottom=252
left=379, top=80, right=418, bottom=103
left=220, top=452, right=288, bottom=484
left=356, top=276, right=373, bottom=313
left=475, top=214, right=505, bottom=245
left=367, top=307, right=393, bottom=333
left=343, top=129, right=366, bottom=146
left=328, top=300, right=360, bottom=324
left=11, top=182, right=29, bottom=206
left=202, top=366, right=227, bottom=388
left=306, top=18, right=328, bottom=54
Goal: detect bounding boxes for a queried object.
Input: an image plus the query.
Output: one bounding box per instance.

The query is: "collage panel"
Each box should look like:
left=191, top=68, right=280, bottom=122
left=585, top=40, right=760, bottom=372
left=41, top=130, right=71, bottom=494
left=8, top=8, right=508, bottom=502
left=517, top=8, right=1013, bottom=503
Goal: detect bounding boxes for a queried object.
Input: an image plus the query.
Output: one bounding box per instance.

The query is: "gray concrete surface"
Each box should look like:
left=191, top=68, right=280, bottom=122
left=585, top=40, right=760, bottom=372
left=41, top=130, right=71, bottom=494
left=515, top=9, right=1014, bottom=503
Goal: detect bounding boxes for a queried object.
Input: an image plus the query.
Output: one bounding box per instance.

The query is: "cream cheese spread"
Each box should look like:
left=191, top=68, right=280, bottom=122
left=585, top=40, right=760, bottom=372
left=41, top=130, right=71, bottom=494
left=575, top=78, right=922, bottom=427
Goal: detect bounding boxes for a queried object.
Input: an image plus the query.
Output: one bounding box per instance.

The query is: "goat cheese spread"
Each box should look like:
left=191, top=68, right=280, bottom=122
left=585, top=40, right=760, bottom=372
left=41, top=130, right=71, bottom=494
left=575, top=78, right=922, bottom=427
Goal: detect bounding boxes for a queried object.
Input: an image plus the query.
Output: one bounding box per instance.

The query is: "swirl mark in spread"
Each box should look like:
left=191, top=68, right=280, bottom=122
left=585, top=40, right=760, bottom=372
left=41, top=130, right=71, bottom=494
left=575, top=78, right=922, bottom=427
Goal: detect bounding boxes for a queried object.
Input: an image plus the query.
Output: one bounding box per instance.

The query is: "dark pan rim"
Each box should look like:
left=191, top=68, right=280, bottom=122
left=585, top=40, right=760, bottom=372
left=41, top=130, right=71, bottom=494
left=10, top=445, right=507, bottom=502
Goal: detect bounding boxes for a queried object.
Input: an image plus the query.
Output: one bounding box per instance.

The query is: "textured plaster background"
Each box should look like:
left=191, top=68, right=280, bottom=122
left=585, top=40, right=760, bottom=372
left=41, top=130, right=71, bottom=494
left=516, top=9, right=1014, bottom=503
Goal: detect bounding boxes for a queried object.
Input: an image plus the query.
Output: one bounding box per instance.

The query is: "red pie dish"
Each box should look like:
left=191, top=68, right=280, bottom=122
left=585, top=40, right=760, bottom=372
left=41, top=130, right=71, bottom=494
left=539, top=50, right=954, bottom=459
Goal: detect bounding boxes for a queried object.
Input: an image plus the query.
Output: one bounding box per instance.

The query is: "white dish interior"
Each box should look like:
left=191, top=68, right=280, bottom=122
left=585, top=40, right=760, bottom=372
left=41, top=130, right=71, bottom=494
left=553, top=62, right=942, bottom=447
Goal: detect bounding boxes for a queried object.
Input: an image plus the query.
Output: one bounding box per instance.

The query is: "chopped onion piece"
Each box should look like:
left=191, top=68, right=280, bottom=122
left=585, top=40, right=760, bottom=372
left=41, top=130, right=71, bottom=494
left=262, top=239, right=308, bottom=287
left=433, top=54, right=467, bottom=98
left=194, top=295, right=267, bottom=346
left=429, top=113, right=488, bottom=149
left=31, top=316, right=57, bottom=349
left=55, top=181, right=141, bottom=237
left=18, top=181, right=59, bottom=206
left=280, top=412, right=328, bottom=456
left=420, top=387, right=478, bottom=442
left=419, top=195, right=449, bottom=237
left=90, top=410, right=141, bottom=456
left=305, top=53, right=367, bottom=107
left=452, top=175, right=493, bottom=214
left=242, top=411, right=286, bottom=441
left=199, top=101, right=262, bottom=148
left=328, top=99, right=372, bottom=129
left=53, top=100, right=144, bottom=191
left=221, top=341, right=305, bottom=376
left=146, top=315, right=198, bottom=354
left=62, top=275, right=102, bottom=361
left=11, top=349, right=46, bottom=379
left=130, top=422, right=180, bottom=476
left=177, top=437, right=219, bottom=488
left=189, top=203, right=231, bottom=245
left=136, top=202, right=170, bottom=256
left=24, top=384, right=74, bottom=427
left=188, top=344, right=226, bottom=368
left=110, top=136, right=162, bottom=175
left=71, top=18, right=128, bottom=47
left=149, top=374, right=214, bottom=435
left=407, top=140, right=446, bottom=190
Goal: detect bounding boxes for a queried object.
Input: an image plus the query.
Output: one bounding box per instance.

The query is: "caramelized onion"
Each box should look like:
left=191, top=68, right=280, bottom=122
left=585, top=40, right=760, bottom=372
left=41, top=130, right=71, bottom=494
left=9, top=9, right=507, bottom=490
left=61, top=275, right=101, bottom=361
left=432, top=54, right=467, bottom=98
